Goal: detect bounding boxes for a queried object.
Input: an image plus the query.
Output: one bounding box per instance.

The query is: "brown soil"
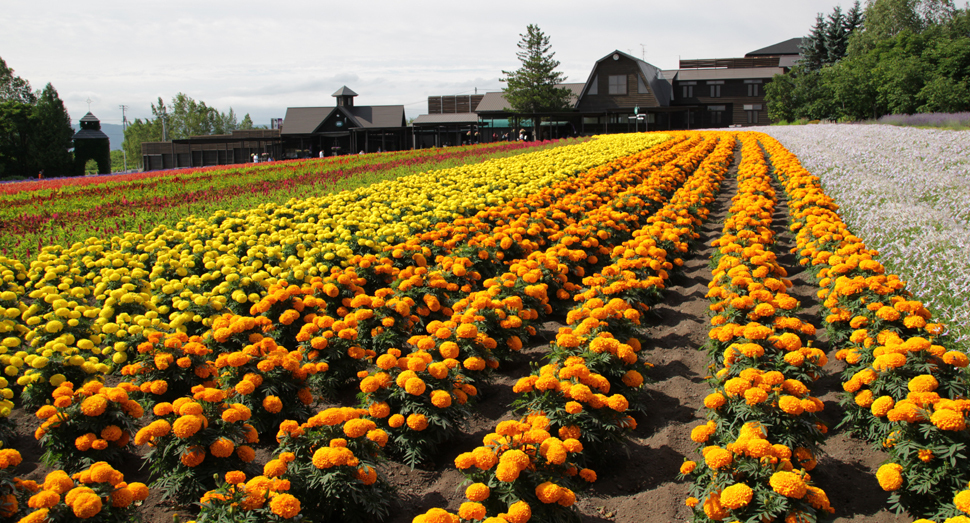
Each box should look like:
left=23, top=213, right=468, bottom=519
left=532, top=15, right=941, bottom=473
left=5, top=162, right=915, bottom=523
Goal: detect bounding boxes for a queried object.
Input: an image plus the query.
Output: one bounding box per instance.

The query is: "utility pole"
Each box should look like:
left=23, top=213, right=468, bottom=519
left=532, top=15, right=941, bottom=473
left=119, top=105, right=129, bottom=172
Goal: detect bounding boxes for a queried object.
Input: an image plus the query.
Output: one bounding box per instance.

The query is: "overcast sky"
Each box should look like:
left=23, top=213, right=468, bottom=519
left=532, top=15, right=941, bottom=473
left=3, top=0, right=849, bottom=126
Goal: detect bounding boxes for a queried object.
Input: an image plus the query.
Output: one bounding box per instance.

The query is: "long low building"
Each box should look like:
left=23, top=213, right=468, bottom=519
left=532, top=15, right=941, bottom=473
left=416, top=38, right=801, bottom=139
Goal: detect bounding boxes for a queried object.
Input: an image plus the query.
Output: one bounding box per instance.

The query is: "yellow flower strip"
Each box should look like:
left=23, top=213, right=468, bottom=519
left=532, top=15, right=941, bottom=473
left=682, top=132, right=835, bottom=522
left=0, top=134, right=673, bottom=407
left=410, top=132, right=736, bottom=522
left=765, top=133, right=970, bottom=520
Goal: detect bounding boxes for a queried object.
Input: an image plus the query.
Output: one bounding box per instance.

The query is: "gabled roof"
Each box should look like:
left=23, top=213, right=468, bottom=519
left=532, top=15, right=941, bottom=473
left=575, top=50, right=672, bottom=107
left=347, top=105, right=405, bottom=128
left=473, top=83, right=584, bottom=113
left=746, top=38, right=803, bottom=57
left=281, top=104, right=405, bottom=135
left=332, top=86, right=358, bottom=97
left=282, top=107, right=335, bottom=135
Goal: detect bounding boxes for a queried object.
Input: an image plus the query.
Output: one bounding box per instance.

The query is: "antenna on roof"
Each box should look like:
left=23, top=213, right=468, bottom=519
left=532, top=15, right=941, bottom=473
left=641, top=44, right=646, bottom=60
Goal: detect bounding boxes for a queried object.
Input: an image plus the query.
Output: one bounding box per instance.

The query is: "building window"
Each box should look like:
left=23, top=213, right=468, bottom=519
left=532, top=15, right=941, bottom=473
left=638, top=75, right=649, bottom=94
left=708, top=105, right=726, bottom=126
left=588, top=75, right=598, bottom=95
left=747, top=111, right=759, bottom=124
left=682, top=84, right=694, bottom=98
left=609, top=75, right=627, bottom=95
left=707, top=80, right=724, bottom=98
left=745, top=79, right=763, bottom=97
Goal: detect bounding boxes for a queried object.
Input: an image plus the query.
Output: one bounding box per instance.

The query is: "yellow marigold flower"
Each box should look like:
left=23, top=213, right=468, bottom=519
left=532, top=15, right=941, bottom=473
left=770, top=470, right=808, bottom=498
left=876, top=463, right=903, bottom=491
left=954, top=489, right=970, bottom=515
left=721, top=482, right=753, bottom=509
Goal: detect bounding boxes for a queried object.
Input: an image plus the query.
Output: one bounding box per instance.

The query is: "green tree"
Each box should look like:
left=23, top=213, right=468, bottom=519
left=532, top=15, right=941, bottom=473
left=122, top=117, right=162, bottom=170
left=825, top=6, right=850, bottom=64
left=239, top=113, right=254, bottom=130
left=0, top=101, right=34, bottom=178
left=31, top=83, right=75, bottom=177
left=0, top=57, right=35, bottom=104
left=110, top=150, right=126, bottom=172
left=501, top=24, right=572, bottom=141
left=801, top=14, right=830, bottom=70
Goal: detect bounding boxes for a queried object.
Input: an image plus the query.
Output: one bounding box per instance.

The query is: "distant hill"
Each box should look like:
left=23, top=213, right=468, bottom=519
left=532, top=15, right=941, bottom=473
left=71, top=122, right=125, bottom=151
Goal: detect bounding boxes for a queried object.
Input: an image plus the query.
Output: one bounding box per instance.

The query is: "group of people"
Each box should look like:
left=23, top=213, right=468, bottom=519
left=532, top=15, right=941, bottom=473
left=496, top=129, right=532, bottom=142
left=251, top=153, right=273, bottom=163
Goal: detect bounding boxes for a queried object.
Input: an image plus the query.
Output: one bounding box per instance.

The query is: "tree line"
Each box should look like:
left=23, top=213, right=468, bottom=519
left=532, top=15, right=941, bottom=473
left=0, top=57, right=74, bottom=179
left=766, top=0, right=970, bottom=122
left=122, top=94, right=258, bottom=169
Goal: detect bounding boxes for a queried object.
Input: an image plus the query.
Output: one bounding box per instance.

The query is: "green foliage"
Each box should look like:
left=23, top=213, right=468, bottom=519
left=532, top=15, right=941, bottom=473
left=767, top=2, right=970, bottom=122
left=501, top=24, right=572, bottom=140
left=0, top=61, right=75, bottom=179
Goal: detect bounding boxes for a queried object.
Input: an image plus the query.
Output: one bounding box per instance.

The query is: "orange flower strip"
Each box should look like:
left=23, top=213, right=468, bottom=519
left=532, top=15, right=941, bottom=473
left=766, top=131, right=970, bottom=520
left=682, top=133, right=834, bottom=523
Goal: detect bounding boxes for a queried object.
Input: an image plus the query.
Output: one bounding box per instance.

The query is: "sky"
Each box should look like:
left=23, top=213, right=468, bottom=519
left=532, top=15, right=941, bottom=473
left=3, top=0, right=849, bottom=127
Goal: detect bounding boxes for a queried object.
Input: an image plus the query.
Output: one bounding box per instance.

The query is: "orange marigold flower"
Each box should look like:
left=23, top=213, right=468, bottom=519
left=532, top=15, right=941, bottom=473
left=262, top=396, right=283, bottom=414
left=466, top=483, right=490, bottom=502
left=704, top=448, right=733, bottom=470
left=210, top=437, right=235, bottom=458
left=770, top=470, right=807, bottom=498
left=931, top=409, right=967, bottom=431
left=505, top=500, right=532, bottom=523
left=270, top=493, right=301, bottom=518
left=458, top=501, right=487, bottom=520
left=407, top=413, right=428, bottom=431
left=908, top=374, right=939, bottom=393
left=80, top=396, right=108, bottom=417
left=172, top=416, right=203, bottom=439
left=871, top=396, right=894, bottom=417
left=720, top=482, right=754, bottom=509
left=679, top=461, right=696, bottom=475
left=404, top=377, right=427, bottom=396
left=876, top=463, right=903, bottom=491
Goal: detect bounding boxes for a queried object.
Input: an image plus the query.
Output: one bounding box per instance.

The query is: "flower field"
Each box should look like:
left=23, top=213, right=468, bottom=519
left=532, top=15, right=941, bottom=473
left=0, top=128, right=966, bottom=523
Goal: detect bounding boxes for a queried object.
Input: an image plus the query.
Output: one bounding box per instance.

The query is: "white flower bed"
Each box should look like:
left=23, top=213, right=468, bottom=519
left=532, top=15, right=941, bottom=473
left=756, top=123, right=970, bottom=350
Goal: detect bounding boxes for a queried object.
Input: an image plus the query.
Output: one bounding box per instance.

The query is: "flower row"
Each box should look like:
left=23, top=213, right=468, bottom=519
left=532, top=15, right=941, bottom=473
left=766, top=133, right=970, bottom=522
left=681, top=133, right=834, bottom=523
left=410, top=131, right=737, bottom=522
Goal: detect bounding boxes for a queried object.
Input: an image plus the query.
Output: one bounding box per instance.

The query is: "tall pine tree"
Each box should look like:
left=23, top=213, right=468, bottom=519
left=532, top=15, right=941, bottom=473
left=825, top=6, right=850, bottom=63
left=800, top=14, right=830, bottom=70
left=501, top=24, right=572, bottom=140
left=31, top=83, right=75, bottom=176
